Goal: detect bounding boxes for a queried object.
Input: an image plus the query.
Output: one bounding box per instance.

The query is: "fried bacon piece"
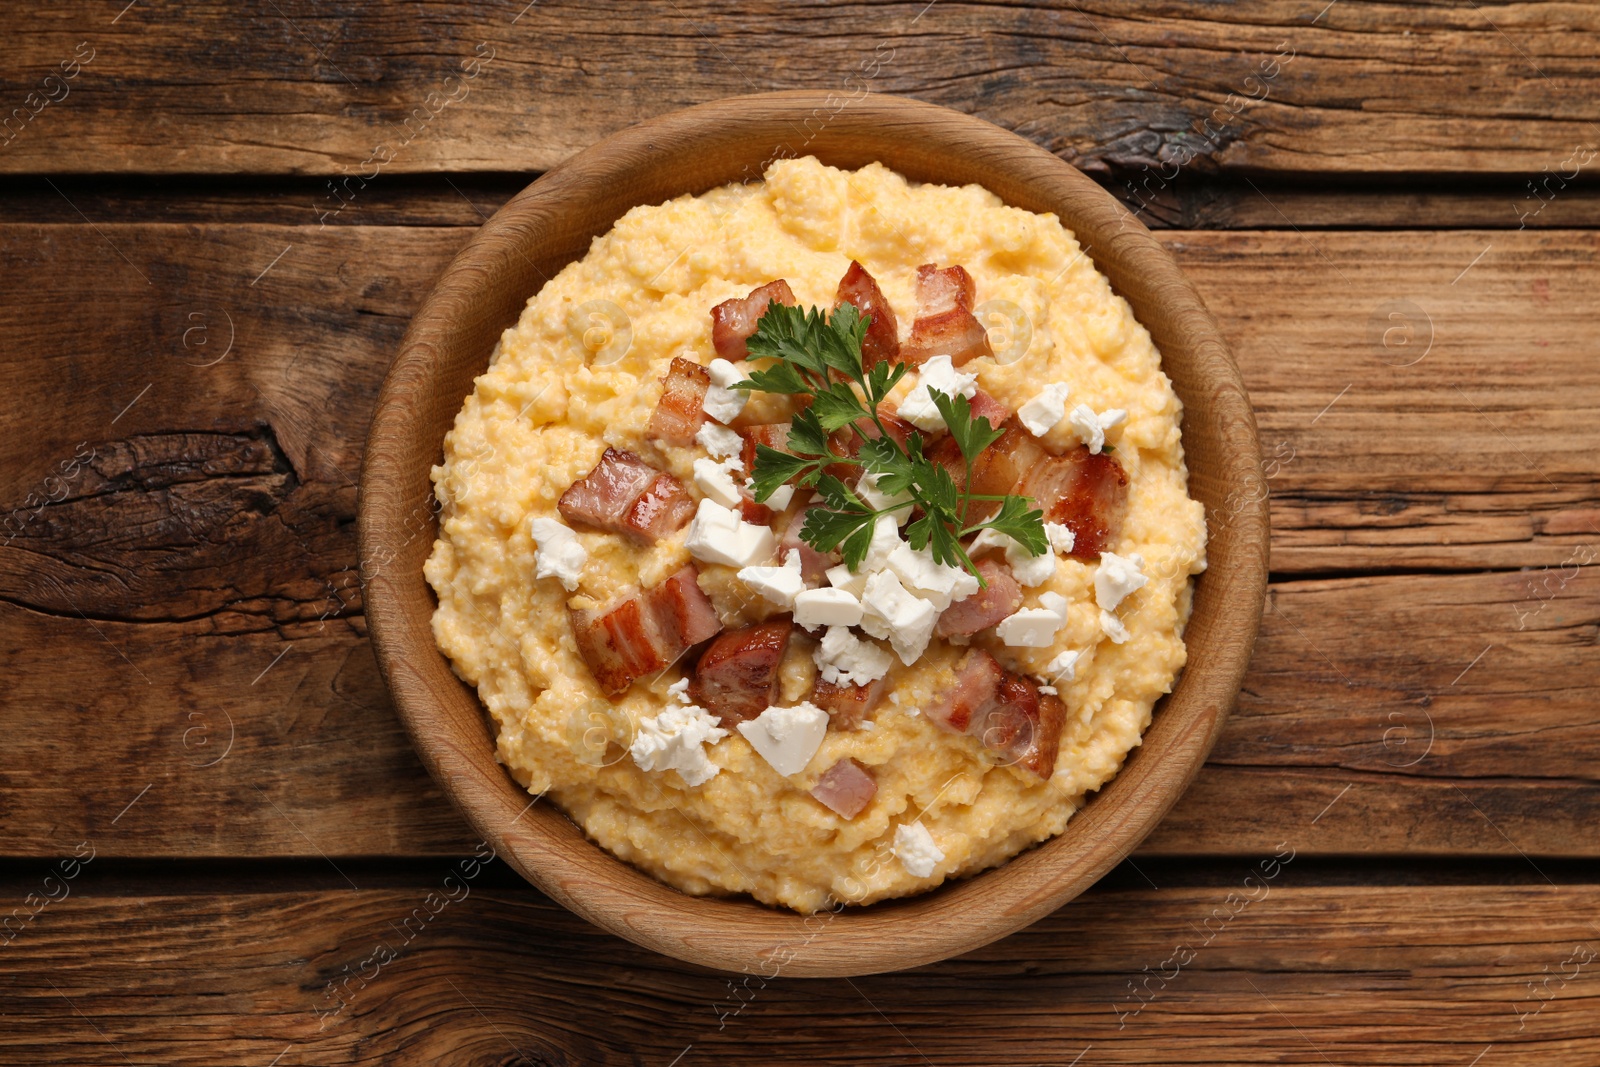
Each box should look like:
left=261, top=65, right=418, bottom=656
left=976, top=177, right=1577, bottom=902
left=810, top=758, right=878, bottom=819
left=649, top=567, right=722, bottom=654
left=935, top=558, right=1022, bottom=637
left=924, top=648, right=1005, bottom=735
left=779, top=498, right=839, bottom=585
left=569, top=565, right=722, bottom=697
left=1014, top=445, right=1130, bottom=560
left=646, top=357, right=711, bottom=446
left=558, top=448, right=695, bottom=544
left=689, top=617, right=794, bottom=726
left=929, top=420, right=1048, bottom=525
left=811, top=676, right=887, bottom=731
left=967, top=388, right=1012, bottom=429
left=745, top=413, right=914, bottom=487
left=710, top=279, right=797, bottom=360
left=829, top=412, right=914, bottom=462
left=929, top=407, right=1128, bottom=558
left=737, top=495, right=774, bottom=526
left=983, top=686, right=1066, bottom=778
left=833, top=260, right=900, bottom=369
left=925, top=649, right=1063, bottom=778
left=900, top=264, right=993, bottom=367
left=823, top=411, right=915, bottom=482
left=739, top=423, right=793, bottom=474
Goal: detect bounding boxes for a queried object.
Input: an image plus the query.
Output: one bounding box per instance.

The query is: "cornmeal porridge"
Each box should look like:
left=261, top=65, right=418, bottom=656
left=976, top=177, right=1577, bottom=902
left=425, top=157, right=1206, bottom=913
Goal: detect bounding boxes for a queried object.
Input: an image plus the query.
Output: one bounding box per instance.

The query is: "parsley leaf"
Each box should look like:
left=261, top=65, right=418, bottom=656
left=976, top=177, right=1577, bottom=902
left=801, top=502, right=875, bottom=567
left=971, top=494, right=1049, bottom=556
left=744, top=303, right=833, bottom=381
left=816, top=302, right=869, bottom=382
left=736, top=362, right=808, bottom=396
left=912, top=454, right=960, bottom=516
left=864, top=358, right=908, bottom=408
left=750, top=445, right=814, bottom=500
left=737, top=296, right=1048, bottom=584
left=785, top=409, right=830, bottom=458
left=857, top=435, right=913, bottom=495
left=808, top=381, right=869, bottom=432
left=930, top=389, right=1005, bottom=462
left=813, top=472, right=866, bottom=513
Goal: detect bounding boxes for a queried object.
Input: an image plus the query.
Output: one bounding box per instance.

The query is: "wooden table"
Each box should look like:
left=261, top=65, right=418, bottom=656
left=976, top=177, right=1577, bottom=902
left=2, top=3, right=1597, bottom=1063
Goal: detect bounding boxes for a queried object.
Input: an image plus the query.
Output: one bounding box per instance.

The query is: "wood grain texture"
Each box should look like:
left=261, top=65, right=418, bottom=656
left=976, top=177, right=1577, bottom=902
left=2, top=563, right=1594, bottom=859
left=11, top=173, right=1600, bottom=231
left=0, top=881, right=1596, bottom=1065
left=1193, top=228, right=1600, bottom=574
left=0, top=219, right=1594, bottom=863
left=2, top=2, right=1597, bottom=176
left=3, top=225, right=1593, bottom=581
left=0, top=0, right=1592, bottom=1051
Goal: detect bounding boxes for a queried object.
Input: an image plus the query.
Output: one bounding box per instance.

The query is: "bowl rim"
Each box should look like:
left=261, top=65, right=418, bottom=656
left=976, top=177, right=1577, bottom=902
left=359, top=90, right=1267, bottom=977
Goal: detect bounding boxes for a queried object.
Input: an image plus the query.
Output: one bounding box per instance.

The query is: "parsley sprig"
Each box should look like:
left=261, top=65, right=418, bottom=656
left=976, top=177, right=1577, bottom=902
left=734, top=302, right=1047, bottom=582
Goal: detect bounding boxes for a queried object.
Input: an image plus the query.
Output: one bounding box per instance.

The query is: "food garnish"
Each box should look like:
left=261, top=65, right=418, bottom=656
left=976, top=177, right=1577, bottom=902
left=734, top=302, right=1048, bottom=584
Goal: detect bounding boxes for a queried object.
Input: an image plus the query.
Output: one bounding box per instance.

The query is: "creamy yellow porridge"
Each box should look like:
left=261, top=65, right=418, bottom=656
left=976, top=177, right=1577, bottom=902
left=425, top=157, right=1206, bottom=913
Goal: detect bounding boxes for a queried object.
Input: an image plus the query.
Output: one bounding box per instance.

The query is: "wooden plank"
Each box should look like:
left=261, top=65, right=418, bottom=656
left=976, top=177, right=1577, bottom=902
left=0, top=224, right=1594, bottom=574
left=9, top=174, right=1600, bottom=231
left=0, top=224, right=1595, bottom=859
left=0, top=223, right=472, bottom=858
left=1146, top=566, right=1600, bottom=856
left=6, top=563, right=1590, bottom=858
left=1174, top=229, right=1600, bottom=573
left=2, top=2, right=1598, bottom=176
left=1128, top=178, right=1600, bottom=233
left=0, top=881, right=1596, bottom=1064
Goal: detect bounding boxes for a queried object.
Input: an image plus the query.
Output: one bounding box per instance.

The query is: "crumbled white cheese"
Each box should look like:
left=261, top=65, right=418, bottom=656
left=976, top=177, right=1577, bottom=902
left=813, top=625, right=894, bottom=686
left=529, top=517, right=587, bottom=591
left=896, top=355, right=977, bottom=431
left=793, top=586, right=864, bottom=629
left=826, top=563, right=869, bottom=596
left=737, top=701, right=828, bottom=776
left=1038, top=685, right=1058, bottom=696
left=892, top=822, right=945, bottom=878
left=1045, top=522, right=1076, bottom=554
left=1094, top=551, right=1148, bottom=611
left=967, top=527, right=1012, bottom=557
left=1008, top=545, right=1057, bottom=588
left=1100, top=609, right=1131, bottom=644
left=886, top=542, right=979, bottom=610
left=630, top=703, right=728, bottom=786
left=968, top=528, right=1057, bottom=588
left=696, top=421, right=744, bottom=461
left=856, top=471, right=915, bottom=524
left=1045, top=648, right=1082, bottom=685
left=685, top=499, right=775, bottom=568
left=666, top=677, right=692, bottom=703
left=693, top=456, right=744, bottom=508
left=702, top=358, right=748, bottom=423
left=862, top=513, right=905, bottom=573
left=860, top=570, right=939, bottom=665
left=738, top=549, right=805, bottom=609
left=1066, top=403, right=1127, bottom=454
left=995, top=591, right=1069, bottom=648
left=743, top=474, right=794, bottom=512
left=1016, top=382, right=1072, bottom=436
left=995, top=607, right=1063, bottom=647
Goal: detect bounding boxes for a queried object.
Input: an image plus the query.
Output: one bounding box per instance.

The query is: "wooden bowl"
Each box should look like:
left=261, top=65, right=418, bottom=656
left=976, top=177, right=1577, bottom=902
left=359, top=91, right=1267, bottom=977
